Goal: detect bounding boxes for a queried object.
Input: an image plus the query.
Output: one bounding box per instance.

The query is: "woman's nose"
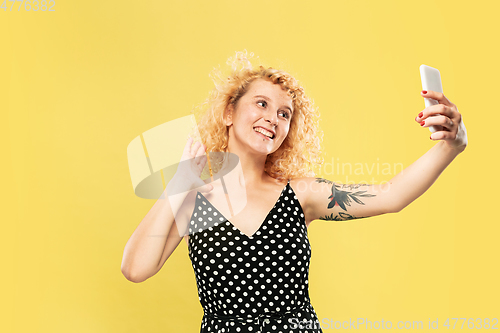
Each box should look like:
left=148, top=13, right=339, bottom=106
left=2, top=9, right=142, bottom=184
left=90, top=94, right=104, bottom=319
left=264, top=111, right=278, bottom=126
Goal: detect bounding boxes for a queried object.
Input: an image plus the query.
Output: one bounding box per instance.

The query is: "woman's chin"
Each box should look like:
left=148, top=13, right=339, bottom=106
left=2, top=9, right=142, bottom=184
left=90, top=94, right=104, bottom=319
left=249, top=144, right=276, bottom=156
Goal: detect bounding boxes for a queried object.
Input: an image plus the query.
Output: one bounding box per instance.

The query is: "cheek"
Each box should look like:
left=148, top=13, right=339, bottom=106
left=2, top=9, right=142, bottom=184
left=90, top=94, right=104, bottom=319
left=280, top=125, right=291, bottom=141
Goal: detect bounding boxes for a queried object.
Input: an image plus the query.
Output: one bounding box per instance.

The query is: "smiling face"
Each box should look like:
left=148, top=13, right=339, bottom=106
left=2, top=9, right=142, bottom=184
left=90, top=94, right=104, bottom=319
left=225, top=78, right=294, bottom=156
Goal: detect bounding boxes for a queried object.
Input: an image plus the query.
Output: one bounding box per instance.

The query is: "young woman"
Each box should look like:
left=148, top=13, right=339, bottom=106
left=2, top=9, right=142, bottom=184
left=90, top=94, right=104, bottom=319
left=121, top=51, right=467, bottom=333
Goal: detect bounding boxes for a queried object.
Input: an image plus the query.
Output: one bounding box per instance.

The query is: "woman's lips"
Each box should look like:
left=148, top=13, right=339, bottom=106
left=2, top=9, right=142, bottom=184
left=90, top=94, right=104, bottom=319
left=254, top=130, right=273, bottom=140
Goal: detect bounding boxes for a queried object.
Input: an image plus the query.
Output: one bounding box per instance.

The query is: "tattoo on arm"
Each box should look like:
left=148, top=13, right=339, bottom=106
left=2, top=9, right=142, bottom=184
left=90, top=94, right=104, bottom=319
left=315, top=178, right=333, bottom=184
left=339, top=183, right=372, bottom=190
left=320, top=212, right=366, bottom=221
left=314, top=178, right=373, bottom=190
left=314, top=177, right=376, bottom=220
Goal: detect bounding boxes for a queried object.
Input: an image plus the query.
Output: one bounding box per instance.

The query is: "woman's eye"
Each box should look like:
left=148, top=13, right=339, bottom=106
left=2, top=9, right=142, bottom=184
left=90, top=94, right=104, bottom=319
left=279, top=110, right=290, bottom=119
left=257, top=100, right=267, bottom=107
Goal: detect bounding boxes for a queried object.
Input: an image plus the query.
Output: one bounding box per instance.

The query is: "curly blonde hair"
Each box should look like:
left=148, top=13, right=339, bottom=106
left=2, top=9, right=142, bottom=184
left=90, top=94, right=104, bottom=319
left=192, top=50, right=324, bottom=182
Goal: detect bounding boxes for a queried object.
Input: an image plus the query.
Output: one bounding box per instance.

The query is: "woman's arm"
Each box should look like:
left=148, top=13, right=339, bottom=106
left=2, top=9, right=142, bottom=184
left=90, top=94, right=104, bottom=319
left=387, top=90, right=467, bottom=212
left=386, top=90, right=468, bottom=209
left=121, top=185, right=188, bottom=283
left=300, top=90, right=467, bottom=222
left=121, top=138, right=212, bottom=283
left=382, top=140, right=463, bottom=213
left=298, top=179, right=387, bottom=222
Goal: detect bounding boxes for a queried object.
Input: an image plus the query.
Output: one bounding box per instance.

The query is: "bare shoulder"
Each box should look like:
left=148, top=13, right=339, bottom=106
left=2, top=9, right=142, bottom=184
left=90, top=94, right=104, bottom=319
left=288, top=177, right=319, bottom=225
left=289, top=177, right=315, bottom=192
left=289, top=176, right=319, bottom=194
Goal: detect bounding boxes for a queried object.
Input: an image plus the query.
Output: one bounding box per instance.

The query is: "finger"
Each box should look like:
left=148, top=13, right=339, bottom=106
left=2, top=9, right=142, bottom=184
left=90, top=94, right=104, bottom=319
left=183, top=137, right=194, bottom=155
left=195, top=142, right=206, bottom=157
left=420, top=115, right=454, bottom=131
left=194, top=143, right=207, bottom=165
left=190, top=141, right=201, bottom=157
left=416, top=104, right=453, bottom=122
left=179, top=137, right=194, bottom=162
left=421, top=90, right=454, bottom=107
left=197, top=154, right=208, bottom=172
left=429, top=130, right=457, bottom=141
left=427, top=124, right=446, bottom=132
left=198, top=183, right=214, bottom=194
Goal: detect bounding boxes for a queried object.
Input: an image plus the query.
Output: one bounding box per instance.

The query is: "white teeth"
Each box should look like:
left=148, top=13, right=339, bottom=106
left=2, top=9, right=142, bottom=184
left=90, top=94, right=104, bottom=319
left=254, top=127, right=273, bottom=138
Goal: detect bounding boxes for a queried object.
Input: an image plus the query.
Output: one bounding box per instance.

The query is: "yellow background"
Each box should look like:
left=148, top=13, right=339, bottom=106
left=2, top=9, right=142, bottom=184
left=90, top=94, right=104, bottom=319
left=2, top=0, right=499, bottom=332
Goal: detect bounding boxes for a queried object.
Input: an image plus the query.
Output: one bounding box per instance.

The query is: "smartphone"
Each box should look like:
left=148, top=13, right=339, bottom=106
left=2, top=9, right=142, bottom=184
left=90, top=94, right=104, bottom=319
left=420, top=65, right=443, bottom=133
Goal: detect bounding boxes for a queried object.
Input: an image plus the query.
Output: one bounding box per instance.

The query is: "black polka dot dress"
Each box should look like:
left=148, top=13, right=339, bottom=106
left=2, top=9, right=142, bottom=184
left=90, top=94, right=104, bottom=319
left=188, top=180, right=323, bottom=333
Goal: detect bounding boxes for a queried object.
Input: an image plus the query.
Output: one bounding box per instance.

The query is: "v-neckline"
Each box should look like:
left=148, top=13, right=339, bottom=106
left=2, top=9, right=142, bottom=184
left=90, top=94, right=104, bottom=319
left=197, top=181, right=290, bottom=238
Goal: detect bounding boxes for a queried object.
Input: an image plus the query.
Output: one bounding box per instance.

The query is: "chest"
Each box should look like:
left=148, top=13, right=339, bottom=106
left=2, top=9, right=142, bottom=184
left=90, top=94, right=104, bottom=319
left=185, top=182, right=309, bottom=243
left=187, top=197, right=312, bottom=311
left=224, top=189, right=284, bottom=237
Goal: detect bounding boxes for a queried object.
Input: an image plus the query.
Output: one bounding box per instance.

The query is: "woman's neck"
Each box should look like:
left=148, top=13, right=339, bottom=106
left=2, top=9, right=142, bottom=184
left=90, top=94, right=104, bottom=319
left=213, top=149, right=271, bottom=188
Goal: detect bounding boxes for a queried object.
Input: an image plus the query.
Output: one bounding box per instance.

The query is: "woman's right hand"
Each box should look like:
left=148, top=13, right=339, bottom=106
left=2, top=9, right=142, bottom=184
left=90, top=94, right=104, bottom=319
left=168, top=137, right=213, bottom=195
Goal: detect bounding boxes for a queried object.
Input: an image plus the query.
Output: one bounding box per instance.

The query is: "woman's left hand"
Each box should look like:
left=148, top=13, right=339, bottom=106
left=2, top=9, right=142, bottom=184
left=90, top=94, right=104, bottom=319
left=415, top=90, right=468, bottom=152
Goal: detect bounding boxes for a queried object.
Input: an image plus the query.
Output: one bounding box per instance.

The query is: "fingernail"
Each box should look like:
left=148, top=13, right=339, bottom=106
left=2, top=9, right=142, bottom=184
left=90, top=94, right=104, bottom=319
left=418, top=112, right=423, bottom=118
left=420, top=121, right=425, bottom=126
left=422, top=90, right=427, bottom=94
left=429, top=135, right=433, bottom=140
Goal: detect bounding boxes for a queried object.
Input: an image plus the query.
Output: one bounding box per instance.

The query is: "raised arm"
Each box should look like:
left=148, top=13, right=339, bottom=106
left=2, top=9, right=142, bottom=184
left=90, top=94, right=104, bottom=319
left=121, top=138, right=213, bottom=283
left=388, top=90, right=467, bottom=211
left=301, top=90, right=467, bottom=223
left=298, top=178, right=390, bottom=222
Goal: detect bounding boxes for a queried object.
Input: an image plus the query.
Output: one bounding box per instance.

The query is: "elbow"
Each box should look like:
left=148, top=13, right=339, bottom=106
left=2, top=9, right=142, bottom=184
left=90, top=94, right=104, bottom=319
left=121, top=252, right=150, bottom=283
left=121, top=266, right=138, bottom=283
left=121, top=264, right=151, bottom=283
left=391, top=202, right=409, bottom=213
left=381, top=194, right=408, bottom=214
left=384, top=202, right=406, bottom=214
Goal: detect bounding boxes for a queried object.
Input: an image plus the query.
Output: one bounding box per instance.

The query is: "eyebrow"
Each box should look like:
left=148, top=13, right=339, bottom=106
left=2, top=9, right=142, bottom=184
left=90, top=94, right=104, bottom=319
left=253, top=95, right=293, bottom=114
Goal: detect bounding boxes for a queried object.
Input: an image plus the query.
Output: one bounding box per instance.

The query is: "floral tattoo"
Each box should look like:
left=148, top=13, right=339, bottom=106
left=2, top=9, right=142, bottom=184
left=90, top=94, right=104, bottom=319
left=315, top=178, right=376, bottom=221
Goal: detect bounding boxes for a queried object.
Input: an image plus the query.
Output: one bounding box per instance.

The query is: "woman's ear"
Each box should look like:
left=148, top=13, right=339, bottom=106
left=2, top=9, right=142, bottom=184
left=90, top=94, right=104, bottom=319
left=224, top=104, right=234, bottom=127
